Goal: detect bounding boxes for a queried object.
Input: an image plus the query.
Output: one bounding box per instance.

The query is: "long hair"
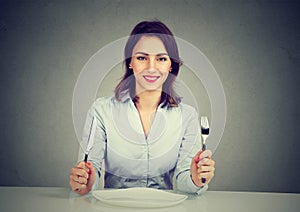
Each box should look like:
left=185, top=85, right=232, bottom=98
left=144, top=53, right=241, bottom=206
left=114, top=21, right=182, bottom=108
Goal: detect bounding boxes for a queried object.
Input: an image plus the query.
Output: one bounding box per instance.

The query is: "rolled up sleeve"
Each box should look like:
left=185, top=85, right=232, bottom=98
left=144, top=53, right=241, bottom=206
left=175, top=107, right=208, bottom=194
left=77, top=100, right=107, bottom=191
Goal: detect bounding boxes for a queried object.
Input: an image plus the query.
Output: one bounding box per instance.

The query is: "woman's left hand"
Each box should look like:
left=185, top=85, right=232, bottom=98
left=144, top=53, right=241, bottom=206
left=190, top=149, right=215, bottom=187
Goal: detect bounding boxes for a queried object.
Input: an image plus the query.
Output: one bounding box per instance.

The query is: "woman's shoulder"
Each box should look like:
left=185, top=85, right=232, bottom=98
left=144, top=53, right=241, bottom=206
left=94, top=95, right=114, bottom=104
left=178, top=102, right=198, bottom=114
left=92, top=95, right=117, bottom=110
left=175, top=102, right=199, bottom=120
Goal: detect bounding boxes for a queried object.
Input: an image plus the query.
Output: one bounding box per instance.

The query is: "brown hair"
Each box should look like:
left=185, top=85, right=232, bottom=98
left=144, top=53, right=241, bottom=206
left=114, top=20, right=182, bottom=108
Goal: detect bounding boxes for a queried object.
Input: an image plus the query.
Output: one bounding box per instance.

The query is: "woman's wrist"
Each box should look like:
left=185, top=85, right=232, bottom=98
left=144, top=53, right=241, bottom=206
left=190, top=173, right=203, bottom=188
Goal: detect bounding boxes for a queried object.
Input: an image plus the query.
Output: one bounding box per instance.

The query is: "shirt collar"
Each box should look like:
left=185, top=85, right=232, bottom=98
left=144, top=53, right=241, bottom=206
left=119, top=90, right=132, bottom=103
left=119, top=90, right=166, bottom=109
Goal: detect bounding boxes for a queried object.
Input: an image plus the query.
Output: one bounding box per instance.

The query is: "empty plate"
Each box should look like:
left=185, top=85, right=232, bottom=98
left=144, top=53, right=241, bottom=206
left=92, top=187, right=188, bottom=208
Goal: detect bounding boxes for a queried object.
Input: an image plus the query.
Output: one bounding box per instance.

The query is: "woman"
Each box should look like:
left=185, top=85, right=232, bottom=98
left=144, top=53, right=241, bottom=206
left=70, top=21, right=215, bottom=195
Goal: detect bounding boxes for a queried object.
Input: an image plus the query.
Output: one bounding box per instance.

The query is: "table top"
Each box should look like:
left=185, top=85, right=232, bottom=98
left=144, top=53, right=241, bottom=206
left=0, top=187, right=299, bottom=212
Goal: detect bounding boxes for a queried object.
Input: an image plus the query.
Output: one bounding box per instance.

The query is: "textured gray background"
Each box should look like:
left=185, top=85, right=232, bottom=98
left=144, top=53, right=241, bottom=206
left=0, top=0, right=299, bottom=193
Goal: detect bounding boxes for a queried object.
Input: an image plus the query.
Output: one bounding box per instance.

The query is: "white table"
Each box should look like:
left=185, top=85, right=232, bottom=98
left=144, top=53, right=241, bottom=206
left=0, top=187, right=299, bottom=212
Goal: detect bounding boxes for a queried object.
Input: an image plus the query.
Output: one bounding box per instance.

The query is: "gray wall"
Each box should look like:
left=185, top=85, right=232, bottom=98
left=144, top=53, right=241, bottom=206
left=0, top=0, right=299, bottom=193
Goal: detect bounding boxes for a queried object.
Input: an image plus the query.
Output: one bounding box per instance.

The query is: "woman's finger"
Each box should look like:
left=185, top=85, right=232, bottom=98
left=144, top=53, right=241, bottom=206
left=199, top=149, right=212, bottom=160
left=198, top=165, right=215, bottom=173
left=76, top=161, right=90, bottom=172
left=70, top=174, right=88, bottom=184
left=71, top=167, right=89, bottom=179
left=198, top=158, right=215, bottom=166
left=198, top=171, right=214, bottom=180
left=69, top=178, right=87, bottom=191
left=193, top=150, right=203, bottom=163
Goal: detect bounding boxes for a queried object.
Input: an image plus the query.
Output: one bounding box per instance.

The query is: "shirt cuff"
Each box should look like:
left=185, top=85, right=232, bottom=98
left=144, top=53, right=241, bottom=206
left=90, top=163, right=101, bottom=191
left=187, top=174, right=208, bottom=194
left=91, top=177, right=99, bottom=191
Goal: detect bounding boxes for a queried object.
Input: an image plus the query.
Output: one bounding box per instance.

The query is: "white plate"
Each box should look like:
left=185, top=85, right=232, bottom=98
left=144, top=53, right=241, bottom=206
left=92, top=187, right=187, bottom=208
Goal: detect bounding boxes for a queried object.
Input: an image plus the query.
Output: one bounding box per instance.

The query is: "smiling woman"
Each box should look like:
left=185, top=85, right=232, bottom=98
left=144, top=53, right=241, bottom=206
left=130, top=36, right=172, bottom=94
left=115, top=21, right=183, bottom=108
left=69, top=21, right=215, bottom=196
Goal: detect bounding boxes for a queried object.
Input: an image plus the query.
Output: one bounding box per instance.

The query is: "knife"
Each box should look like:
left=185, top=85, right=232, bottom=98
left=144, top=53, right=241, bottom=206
left=84, top=116, right=97, bottom=162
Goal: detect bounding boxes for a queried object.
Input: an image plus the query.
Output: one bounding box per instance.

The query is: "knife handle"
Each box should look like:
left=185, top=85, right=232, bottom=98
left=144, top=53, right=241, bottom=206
left=84, top=154, right=88, bottom=163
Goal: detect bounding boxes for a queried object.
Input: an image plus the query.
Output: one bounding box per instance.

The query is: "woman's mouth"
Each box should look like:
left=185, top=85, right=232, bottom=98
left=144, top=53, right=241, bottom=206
left=143, top=75, right=160, bottom=83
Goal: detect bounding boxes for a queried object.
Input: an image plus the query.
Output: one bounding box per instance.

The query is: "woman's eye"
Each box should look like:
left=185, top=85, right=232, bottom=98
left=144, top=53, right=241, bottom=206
left=158, top=57, right=167, bottom=61
left=137, top=56, right=147, bottom=61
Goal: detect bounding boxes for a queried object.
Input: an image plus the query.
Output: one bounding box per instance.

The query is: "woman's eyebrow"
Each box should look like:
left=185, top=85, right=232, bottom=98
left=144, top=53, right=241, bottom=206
left=134, top=51, right=169, bottom=56
left=156, top=53, right=169, bottom=56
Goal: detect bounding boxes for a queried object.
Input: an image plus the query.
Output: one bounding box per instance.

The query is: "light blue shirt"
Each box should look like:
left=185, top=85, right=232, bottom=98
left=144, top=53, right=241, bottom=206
left=80, top=92, right=208, bottom=194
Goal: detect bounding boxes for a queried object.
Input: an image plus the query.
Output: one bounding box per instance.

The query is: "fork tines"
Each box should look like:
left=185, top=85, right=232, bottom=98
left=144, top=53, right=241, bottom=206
left=200, top=116, right=210, bottom=135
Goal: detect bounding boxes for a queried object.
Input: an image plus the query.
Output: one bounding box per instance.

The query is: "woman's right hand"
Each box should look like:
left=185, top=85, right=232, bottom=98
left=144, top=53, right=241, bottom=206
left=69, top=161, right=96, bottom=195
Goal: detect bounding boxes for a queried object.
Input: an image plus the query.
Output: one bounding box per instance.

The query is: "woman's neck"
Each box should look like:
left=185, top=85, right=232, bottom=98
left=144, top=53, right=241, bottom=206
left=135, top=90, right=161, bottom=112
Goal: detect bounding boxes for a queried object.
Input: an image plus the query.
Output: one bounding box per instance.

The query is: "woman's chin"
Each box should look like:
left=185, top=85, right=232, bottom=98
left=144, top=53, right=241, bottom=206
left=136, top=86, right=162, bottom=94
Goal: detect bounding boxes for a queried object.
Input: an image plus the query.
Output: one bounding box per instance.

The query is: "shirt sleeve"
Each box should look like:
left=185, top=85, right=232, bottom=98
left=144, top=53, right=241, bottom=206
left=77, top=101, right=107, bottom=191
left=174, top=106, right=208, bottom=194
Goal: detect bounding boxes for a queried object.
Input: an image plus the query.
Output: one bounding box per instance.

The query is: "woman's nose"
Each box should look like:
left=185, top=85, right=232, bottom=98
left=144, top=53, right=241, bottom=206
left=147, top=56, right=157, bottom=70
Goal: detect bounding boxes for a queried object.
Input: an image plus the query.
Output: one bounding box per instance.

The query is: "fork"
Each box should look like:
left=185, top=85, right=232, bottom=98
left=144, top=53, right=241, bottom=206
left=200, top=116, right=210, bottom=183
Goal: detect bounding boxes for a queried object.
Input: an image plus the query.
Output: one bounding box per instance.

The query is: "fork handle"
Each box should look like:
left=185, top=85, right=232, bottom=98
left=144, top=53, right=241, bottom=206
left=201, top=143, right=207, bottom=183
left=202, top=144, right=206, bottom=151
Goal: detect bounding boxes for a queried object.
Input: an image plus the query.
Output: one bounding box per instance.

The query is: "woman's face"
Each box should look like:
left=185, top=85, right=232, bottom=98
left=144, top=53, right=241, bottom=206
left=129, top=36, right=172, bottom=95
